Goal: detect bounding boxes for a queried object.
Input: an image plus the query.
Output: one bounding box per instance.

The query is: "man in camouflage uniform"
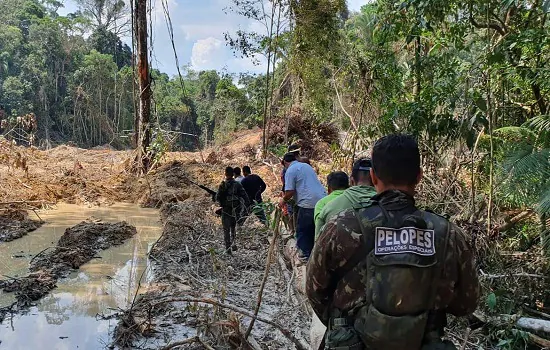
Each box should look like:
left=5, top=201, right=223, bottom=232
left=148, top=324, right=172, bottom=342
left=216, top=166, right=250, bottom=254
left=306, top=134, right=480, bottom=350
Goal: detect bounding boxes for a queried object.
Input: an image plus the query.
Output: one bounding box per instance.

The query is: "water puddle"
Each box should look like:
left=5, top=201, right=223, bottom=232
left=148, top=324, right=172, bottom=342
left=0, top=203, right=162, bottom=349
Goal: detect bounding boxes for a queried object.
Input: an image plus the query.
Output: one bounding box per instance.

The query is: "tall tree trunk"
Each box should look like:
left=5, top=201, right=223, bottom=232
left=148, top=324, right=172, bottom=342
left=414, top=35, right=421, bottom=101
left=134, top=0, right=151, bottom=173
left=261, top=4, right=276, bottom=160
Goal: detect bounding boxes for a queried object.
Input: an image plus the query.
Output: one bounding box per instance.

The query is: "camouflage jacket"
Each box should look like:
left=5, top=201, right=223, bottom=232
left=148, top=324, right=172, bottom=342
left=305, top=190, right=480, bottom=325
left=216, top=179, right=250, bottom=210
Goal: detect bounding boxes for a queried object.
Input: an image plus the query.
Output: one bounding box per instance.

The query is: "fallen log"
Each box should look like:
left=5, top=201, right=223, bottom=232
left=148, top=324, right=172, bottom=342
left=0, top=200, right=55, bottom=206
left=160, top=336, right=215, bottom=350
left=480, top=272, right=547, bottom=280
left=497, top=210, right=535, bottom=232
left=245, top=211, right=282, bottom=338
left=283, top=236, right=326, bottom=350
left=283, top=237, right=307, bottom=295
left=527, top=332, right=550, bottom=348
left=474, top=311, right=550, bottom=335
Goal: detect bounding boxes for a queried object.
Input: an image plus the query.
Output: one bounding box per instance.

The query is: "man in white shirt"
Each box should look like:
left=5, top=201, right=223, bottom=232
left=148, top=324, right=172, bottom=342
left=234, top=167, right=245, bottom=183
left=279, top=153, right=326, bottom=260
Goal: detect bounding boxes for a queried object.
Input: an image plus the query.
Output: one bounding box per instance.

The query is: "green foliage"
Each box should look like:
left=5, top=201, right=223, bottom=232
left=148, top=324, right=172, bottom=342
left=486, top=292, right=497, bottom=310
left=0, top=0, right=266, bottom=150
left=89, top=27, right=131, bottom=68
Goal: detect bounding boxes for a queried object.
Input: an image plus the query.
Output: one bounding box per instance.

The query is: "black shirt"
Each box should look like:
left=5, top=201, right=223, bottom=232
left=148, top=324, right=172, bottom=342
left=241, top=174, right=266, bottom=203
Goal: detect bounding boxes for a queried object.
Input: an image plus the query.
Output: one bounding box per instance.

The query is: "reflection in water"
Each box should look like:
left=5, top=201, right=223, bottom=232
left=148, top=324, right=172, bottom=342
left=0, top=203, right=161, bottom=349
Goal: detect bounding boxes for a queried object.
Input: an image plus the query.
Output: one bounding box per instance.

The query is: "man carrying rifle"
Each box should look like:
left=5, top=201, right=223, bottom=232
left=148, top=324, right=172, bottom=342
left=216, top=166, right=250, bottom=255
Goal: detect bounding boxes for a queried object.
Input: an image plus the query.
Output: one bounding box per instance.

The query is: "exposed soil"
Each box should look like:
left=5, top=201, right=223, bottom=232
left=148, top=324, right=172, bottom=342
left=0, top=220, right=137, bottom=320
left=1, top=129, right=549, bottom=349
left=113, top=198, right=311, bottom=349
left=0, top=209, right=42, bottom=242
left=31, top=220, right=137, bottom=275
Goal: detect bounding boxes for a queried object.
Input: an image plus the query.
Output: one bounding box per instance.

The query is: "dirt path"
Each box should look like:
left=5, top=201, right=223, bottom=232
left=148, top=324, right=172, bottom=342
left=114, top=198, right=311, bottom=349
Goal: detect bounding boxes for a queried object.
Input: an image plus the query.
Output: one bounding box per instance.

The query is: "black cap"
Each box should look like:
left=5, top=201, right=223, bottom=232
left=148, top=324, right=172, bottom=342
left=352, top=158, right=372, bottom=172
left=288, top=144, right=301, bottom=153
left=283, top=152, right=297, bottom=163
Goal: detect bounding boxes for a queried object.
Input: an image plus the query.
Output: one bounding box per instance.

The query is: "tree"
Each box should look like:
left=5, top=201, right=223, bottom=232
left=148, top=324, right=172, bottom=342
left=74, top=0, right=129, bottom=35
left=89, top=27, right=131, bottom=68
left=133, top=0, right=151, bottom=173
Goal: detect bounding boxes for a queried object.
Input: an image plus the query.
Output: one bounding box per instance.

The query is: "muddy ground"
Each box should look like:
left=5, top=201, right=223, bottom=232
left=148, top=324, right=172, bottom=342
left=1, top=129, right=550, bottom=349
left=0, top=220, right=136, bottom=321
left=0, top=209, right=42, bottom=242
left=113, top=196, right=311, bottom=349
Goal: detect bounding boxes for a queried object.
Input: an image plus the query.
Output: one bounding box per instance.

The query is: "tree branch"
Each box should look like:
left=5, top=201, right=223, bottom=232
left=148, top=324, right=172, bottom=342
left=151, top=297, right=309, bottom=350
left=469, top=15, right=506, bottom=36
left=496, top=210, right=535, bottom=232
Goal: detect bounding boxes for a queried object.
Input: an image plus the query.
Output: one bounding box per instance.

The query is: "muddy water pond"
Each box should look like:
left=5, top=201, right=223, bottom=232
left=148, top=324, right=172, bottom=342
left=0, top=203, right=162, bottom=349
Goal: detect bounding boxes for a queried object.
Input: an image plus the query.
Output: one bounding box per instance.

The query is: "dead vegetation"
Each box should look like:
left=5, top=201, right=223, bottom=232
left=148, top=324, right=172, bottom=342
left=268, top=108, right=339, bottom=159
left=113, top=194, right=311, bottom=349
left=0, top=208, right=42, bottom=242
left=1, top=129, right=549, bottom=349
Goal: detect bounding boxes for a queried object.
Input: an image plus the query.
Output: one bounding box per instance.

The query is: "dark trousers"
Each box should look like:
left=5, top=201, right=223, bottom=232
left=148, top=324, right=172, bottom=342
left=222, top=212, right=237, bottom=250
left=295, top=206, right=315, bottom=258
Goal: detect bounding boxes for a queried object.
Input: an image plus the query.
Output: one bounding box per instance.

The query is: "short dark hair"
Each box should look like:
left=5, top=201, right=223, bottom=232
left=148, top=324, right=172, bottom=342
left=351, top=158, right=373, bottom=184
left=243, top=165, right=251, bottom=174
left=327, top=171, right=349, bottom=191
left=372, top=134, right=420, bottom=186
left=225, top=166, right=234, bottom=177
left=288, top=144, right=301, bottom=155
left=283, top=152, right=297, bottom=163
left=234, top=167, right=241, bottom=176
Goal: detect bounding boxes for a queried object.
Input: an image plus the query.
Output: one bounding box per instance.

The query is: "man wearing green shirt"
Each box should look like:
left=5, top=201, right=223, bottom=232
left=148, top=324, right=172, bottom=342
left=314, top=171, right=349, bottom=239
left=314, top=158, right=377, bottom=240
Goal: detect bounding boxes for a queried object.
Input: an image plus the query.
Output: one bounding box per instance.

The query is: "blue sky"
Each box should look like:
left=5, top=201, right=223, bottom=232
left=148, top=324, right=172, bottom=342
left=59, top=0, right=366, bottom=77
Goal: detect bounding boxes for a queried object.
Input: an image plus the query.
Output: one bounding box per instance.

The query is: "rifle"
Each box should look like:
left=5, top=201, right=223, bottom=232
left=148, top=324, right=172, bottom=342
left=187, top=178, right=217, bottom=202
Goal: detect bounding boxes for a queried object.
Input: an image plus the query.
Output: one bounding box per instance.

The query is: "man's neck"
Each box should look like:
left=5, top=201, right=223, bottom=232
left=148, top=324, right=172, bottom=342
left=378, top=186, right=415, bottom=196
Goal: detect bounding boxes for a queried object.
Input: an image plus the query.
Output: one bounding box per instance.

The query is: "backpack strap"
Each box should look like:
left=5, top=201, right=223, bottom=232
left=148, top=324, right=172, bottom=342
left=423, top=217, right=452, bottom=341
left=332, top=202, right=379, bottom=279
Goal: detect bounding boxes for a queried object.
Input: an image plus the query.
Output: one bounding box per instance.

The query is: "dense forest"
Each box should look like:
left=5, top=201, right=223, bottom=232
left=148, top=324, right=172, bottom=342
left=1, top=0, right=550, bottom=347
left=0, top=0, right=267, bottom=150
left=1, top=0, right=549, bottom=242
left=1, top=0, right=549, bottom=213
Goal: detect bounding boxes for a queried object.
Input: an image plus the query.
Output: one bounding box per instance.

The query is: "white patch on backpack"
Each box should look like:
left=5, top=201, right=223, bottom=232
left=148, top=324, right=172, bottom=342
left=375, top=227, right=436, bottom=256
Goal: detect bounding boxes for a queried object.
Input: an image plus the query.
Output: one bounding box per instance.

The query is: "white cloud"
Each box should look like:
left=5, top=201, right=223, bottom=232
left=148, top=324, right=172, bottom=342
left=347, top=0, right=367, bottom=11
left=191, top=37, right=230, bottom=70
left=181, top=23, right=228, bottom=41
left=229, top=54, right=267, bottom=74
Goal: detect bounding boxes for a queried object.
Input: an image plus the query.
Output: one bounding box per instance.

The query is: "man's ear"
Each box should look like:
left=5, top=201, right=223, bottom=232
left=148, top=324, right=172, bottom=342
left=370, top=168, right=379, bottom=187
left=416, top=168, right=423, bottom=185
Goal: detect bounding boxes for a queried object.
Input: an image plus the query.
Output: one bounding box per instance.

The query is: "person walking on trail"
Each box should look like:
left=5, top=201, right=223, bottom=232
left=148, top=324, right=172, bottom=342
left=240, top=165, right=268, bottom=225
left=280, top=152, right=326, bottom=261
left=234, top=167, right=245, bottom=183
left=314, top=158, right=377, bottom=240
left=280, top=144, right=310, bottom=233
left=306, top=134, right=480, bottom=350
left=216, top=166, right=250, bottom=254
left=314, top=171, right=349, bottom=239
